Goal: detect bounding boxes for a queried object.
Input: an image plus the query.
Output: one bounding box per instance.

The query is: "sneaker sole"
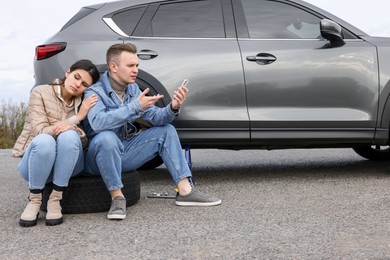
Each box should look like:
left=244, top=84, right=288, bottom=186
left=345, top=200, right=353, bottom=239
left=19, top=213, right=39, bottom=227
left=107, top=214, right=126, bottom=220
left=19, top=218, right=38, bottom=227
left=175, top=199, right=221, bottom=207
left=45, top=217, right=64, bottom=226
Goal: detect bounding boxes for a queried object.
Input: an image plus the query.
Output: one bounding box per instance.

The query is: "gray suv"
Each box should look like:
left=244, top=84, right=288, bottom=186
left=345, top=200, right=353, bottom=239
left=33, top=0, right=390, bottom=162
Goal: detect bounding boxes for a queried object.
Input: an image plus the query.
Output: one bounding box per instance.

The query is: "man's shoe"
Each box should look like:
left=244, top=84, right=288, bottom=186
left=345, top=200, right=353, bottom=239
left=107, top=196, right=126, bottom=220
left=175, top=190, right=221, bottom=206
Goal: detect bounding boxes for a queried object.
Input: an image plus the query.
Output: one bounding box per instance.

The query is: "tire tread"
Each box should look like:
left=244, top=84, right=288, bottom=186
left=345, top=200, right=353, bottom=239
left=41, top=171, right=140, bottom=214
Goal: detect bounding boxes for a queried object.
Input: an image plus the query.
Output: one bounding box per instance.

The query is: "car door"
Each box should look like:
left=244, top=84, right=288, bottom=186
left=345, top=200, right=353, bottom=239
left=120, top=0, right=249, bottom=145
left=234, top=0, right=379, bottom=144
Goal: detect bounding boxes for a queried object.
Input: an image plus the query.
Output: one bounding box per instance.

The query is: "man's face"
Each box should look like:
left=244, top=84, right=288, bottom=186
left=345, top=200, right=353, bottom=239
left=112, top=51, right=139, bottom=85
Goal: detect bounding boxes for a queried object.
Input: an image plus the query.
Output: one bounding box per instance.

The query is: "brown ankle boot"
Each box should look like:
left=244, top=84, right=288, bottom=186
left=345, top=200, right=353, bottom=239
left=45, top=190, right=63, bottom=226
left=19, top=193, right=42, bottom=227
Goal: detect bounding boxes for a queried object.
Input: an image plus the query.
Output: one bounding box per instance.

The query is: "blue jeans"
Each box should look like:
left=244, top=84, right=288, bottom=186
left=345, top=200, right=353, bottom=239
left=18, top=131, right=84, bottom=190
left=84, top=124, right=192, bottom=190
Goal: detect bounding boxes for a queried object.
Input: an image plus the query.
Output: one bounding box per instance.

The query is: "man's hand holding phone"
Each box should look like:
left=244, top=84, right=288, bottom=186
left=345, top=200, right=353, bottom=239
left=171, top=79, right=189, bottom=110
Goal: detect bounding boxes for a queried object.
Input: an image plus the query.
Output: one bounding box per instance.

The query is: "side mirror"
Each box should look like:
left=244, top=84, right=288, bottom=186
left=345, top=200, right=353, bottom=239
left=320, top=19, right=345, bottom=47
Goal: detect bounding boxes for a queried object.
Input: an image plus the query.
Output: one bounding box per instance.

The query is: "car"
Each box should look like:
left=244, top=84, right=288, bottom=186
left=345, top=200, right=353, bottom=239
left=33, top=0, right=390, bottom=167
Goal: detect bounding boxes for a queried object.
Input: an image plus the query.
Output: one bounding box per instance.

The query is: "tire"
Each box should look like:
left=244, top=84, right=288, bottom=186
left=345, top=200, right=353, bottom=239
left=137, top=155, right=164, bottom=170
left=353, top=146, right=390, bottom=161
left=41, top=171, right=140, bottom=214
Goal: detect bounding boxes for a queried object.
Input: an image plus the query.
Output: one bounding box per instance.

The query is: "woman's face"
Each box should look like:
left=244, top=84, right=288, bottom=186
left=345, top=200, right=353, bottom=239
left=63, top=69, right=93, bottom=97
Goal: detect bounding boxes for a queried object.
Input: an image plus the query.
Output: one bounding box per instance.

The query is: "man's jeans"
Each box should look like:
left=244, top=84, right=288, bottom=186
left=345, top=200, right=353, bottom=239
left=18, top=131, right=84, bottom=190
left=84, top=124, right=192, bottom=190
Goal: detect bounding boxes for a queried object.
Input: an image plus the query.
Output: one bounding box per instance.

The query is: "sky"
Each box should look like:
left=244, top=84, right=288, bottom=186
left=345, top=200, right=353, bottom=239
left=1, top=0, right=390, bottom=103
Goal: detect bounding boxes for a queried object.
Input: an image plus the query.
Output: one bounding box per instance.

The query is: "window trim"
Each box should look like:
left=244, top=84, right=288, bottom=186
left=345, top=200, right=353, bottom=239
left=103, top=17, right=129, bottom=37
left=233, top=0, right=359, bottom=40
left=133, top=0, right=236, bottom=38
left=103, top=4, right=149, bottom=37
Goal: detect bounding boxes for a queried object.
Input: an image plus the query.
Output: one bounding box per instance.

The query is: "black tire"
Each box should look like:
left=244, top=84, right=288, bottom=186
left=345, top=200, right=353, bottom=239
left=41, top=171, right=140, bottom=214
left=353, top=146, right=390, bottom=161
left=137, top=155, right=164, bottom=170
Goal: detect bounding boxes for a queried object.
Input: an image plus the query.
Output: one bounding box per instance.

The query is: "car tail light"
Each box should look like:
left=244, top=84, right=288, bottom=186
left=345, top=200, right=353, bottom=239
left=35, top=43, right=66, bottom=60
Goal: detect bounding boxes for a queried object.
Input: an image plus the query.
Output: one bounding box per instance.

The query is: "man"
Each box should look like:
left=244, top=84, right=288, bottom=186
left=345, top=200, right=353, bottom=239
left=83, top=43, right=221, bottom=220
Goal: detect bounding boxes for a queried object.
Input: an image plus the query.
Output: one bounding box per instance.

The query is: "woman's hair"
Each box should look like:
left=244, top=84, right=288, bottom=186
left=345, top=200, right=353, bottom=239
left=51, top=59, right=100, bottom=86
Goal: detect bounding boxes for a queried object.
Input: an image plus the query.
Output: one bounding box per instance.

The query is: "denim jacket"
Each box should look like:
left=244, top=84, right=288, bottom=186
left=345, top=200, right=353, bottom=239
left=83, top=71, right=178, bottom=141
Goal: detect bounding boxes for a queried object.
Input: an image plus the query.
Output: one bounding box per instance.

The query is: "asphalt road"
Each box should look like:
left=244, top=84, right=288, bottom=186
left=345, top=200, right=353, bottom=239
left=1, top=148, right=390, bottom=259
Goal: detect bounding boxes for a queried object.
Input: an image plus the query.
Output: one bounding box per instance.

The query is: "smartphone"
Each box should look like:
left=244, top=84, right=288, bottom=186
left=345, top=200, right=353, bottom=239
left=181, top=79, right=189, bottom=88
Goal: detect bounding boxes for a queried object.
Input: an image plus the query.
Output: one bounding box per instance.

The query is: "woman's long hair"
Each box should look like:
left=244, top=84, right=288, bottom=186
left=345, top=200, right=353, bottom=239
left=51, top=59, right=100, bottom=86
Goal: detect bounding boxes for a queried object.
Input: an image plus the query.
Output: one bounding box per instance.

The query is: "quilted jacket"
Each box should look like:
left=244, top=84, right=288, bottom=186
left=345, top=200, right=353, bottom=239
left=12, top=83, right=87, bottom=157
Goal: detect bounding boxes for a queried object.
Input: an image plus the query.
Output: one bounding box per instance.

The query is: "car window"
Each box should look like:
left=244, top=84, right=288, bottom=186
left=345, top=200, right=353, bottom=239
left=111, top=6, right=147, bottom=36
left=241, top=0, right=322, bottom=39
left=145, top=0, right=225, bottom=38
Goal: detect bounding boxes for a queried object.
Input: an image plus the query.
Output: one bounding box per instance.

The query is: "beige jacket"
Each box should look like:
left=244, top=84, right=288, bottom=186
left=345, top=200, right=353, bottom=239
left=12, top=84, right=87, bottom=157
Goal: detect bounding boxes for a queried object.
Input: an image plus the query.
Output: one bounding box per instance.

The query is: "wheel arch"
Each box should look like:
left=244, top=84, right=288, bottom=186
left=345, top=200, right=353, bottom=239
left=136, top=70, right=171, bottom=108
left=380, top=95, right=390, bottom=127
left=376, top=82, right=390, bottom=144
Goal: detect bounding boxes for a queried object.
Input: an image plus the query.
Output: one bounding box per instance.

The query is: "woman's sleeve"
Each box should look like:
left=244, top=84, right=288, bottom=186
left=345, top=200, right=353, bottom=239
left=29, top=88, right=56, bottom=136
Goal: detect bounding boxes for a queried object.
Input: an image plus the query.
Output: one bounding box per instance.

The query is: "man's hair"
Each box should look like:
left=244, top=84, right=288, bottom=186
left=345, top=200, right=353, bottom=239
left=106, top=43, right=137, bottom=66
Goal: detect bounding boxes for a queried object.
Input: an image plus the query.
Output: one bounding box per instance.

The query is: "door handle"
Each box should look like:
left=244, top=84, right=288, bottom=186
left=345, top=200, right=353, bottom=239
left=138, top=49, right=158, bottom=60
left=246, top=53, right=276, bottom=65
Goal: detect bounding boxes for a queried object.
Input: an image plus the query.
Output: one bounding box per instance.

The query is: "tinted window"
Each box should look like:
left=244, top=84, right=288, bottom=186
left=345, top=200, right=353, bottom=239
left=112, top=7, right=147, bottom=36
left=145, top=0, right=225, bottom=38
left=242, top=0, right=322, bottom=39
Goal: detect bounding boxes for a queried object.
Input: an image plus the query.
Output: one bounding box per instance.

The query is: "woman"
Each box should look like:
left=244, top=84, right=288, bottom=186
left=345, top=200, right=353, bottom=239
left=12, top=59, right=100, bottom=227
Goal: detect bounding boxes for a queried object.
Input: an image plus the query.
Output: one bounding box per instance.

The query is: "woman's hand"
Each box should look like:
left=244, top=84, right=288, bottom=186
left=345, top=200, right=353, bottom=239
left=53, top=121, right=76, bottom=136
left=77, top=94, right=98, bottom=121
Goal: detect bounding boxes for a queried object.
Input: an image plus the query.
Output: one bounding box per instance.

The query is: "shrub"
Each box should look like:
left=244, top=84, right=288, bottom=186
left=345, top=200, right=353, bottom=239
left=0, top=100, right=27, bottom=149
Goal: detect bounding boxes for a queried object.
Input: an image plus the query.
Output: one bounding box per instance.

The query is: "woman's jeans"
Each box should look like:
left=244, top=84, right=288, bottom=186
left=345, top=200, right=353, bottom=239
left=84, top=124, right=192, bottom=190
left=18, top=131, right=84, bottom=190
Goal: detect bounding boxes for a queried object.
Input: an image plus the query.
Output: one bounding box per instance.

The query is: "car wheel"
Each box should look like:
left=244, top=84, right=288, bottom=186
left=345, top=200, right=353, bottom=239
left=41, top=171, right=140, bottom=214
left=137, top=155, right=164, bottom=170
left=353, top=145, right=390, bottom=161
